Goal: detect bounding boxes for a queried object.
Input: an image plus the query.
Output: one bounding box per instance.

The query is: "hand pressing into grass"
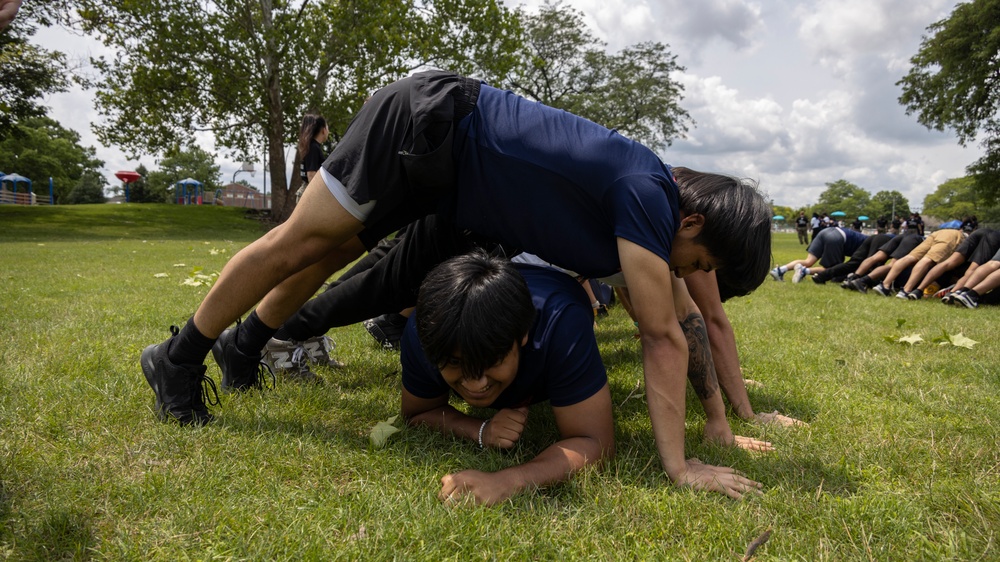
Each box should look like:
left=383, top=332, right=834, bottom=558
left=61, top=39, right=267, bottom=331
left=754, top=410, right=808, bottom=427
left=703, top=413, right=774, bottom=452
left=676, top=458, right=762, bottom=500
left=439, top=470, right=516, bottom=506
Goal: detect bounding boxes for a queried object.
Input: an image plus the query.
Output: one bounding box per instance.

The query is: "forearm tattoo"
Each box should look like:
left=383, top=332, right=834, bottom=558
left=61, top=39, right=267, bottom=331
left=680, top=313, right=720, bottom=400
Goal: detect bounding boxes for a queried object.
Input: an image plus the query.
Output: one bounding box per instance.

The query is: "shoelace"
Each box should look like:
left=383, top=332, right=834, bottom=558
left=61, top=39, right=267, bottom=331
left=256, top=360, right=277, bottom=390
left=197, top=372, right=221, bottom=408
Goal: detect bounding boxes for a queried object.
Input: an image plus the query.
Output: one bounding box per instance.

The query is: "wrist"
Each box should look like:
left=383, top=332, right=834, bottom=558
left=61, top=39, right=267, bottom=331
left=478, top=419, right=490, bottom=448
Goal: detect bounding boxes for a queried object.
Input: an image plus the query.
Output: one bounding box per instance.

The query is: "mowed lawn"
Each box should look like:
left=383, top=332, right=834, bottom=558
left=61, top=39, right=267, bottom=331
left=1, top=204, right=997, bottom=560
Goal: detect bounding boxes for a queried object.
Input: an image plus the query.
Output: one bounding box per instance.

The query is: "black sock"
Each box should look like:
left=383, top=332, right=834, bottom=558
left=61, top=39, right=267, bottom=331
left=965, top=289, right=980, bottom=299
left=236, top=310, right=278, bottom=356
left=167, top=317, right=216, bottom=365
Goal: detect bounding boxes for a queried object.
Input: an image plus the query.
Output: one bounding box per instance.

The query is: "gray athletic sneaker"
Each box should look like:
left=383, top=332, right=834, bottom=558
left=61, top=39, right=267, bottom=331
left=301, top=335, right=345, bottom=368
left=262, top=338, right=324, bottom=383
left=873, top=283, right=892, bottom=297
left=792, top=265, right=807, bottom=283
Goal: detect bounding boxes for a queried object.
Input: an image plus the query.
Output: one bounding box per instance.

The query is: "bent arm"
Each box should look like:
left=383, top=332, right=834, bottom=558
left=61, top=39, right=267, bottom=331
left=446, top=386, right=614, bottom=504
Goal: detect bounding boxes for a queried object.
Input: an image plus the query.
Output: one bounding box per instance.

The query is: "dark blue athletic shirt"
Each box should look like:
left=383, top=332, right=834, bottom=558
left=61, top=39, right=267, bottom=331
left=842, top=228, right=868, bottom=256
left=452, top=84, right=680, bottom=279
left=401, top=265, right=608, bottom=409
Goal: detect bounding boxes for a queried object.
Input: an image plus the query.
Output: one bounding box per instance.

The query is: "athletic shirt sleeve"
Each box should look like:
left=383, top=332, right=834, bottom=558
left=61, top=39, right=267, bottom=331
left=400, top=316, right=450, bottom=399
left=607, top=173, right=679, bottom=266
left=535, top=297, right=608, bottom=407
left=515, top=266, right=607, bottom=408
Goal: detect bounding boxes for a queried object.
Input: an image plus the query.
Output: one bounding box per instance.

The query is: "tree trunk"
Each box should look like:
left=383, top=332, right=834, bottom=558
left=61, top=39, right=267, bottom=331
left=260, top=0, right=292, bottom=223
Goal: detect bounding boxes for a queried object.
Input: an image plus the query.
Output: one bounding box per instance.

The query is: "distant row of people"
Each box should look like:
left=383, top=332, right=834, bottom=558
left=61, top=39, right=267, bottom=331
left=771, top=224, right=999, bottom=308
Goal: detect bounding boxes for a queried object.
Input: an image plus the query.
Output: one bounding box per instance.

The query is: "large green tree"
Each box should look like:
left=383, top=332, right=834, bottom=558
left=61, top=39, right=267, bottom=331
left=0, top=1, right=69, bottom=140
left=146, top=145, right=223, bottom=203
left=922, top=176, right=980, bottom=220
left=507, top=0, right=690, bottom=151
left=65, top=170, right=108, bottom=204
left=815, top=179, right=871, bottom=219
left=870, top=190, right=911, bottom=221
left=73, top=0, right=522, bottom=221
left=897, top=0, right=1000, bottom=203
left=0, top=116, right=104, bottom=203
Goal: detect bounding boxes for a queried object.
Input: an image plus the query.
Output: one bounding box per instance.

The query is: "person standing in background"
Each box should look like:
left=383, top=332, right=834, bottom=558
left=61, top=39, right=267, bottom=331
left=296, top=114, right=330, bottom=202
left=795, top=211, right=809, bottom=245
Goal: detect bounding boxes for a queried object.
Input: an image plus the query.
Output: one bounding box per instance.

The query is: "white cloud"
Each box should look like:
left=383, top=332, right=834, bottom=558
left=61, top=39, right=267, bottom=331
left=27, top=0, right=982, bottom=210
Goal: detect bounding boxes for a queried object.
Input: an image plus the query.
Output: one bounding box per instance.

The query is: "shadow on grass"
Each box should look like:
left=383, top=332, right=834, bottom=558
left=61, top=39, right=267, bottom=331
left=0, top=479, right=95, bottom=562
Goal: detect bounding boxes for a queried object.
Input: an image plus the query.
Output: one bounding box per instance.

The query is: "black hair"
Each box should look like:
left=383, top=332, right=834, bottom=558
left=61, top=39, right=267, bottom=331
left=672, top=167, right=772, bottom=300
left=296, top=113, right=327, bottom=161
left=415, top=251, right=535, bottom=379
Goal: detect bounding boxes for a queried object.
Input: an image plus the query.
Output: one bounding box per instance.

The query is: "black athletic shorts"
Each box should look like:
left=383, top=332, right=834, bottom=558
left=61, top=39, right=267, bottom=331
left=321, top=71, right=480, bottom=249
left=879, top=233, right=924, bottom=260
left=968, top=231, right=1000, bottom=264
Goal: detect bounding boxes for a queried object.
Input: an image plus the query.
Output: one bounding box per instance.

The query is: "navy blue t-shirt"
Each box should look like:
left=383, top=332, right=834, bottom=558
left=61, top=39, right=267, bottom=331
left=401, top=265, right=608, bottom=409
left=452, top=84, right=680, bottom=279
left=842, top=228, right=868, bottom=256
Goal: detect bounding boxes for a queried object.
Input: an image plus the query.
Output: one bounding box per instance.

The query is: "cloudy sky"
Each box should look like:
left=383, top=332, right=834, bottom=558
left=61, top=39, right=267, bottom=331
left=33, top=0, right=981, bottom=209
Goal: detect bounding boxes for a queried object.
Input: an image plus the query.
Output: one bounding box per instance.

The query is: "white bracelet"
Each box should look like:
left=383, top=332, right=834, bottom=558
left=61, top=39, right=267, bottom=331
left=478, top=420, right=490, bottom=449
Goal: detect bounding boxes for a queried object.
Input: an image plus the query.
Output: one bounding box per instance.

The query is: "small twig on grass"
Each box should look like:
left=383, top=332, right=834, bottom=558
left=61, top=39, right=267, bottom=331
left=742, top=528, right=772, bottom=561
left=618, top=378, right=644, bottom=408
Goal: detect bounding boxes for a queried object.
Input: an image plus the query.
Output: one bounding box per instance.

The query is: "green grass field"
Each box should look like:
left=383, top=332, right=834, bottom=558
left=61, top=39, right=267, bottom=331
left=1, top=204, right=997, bottom=560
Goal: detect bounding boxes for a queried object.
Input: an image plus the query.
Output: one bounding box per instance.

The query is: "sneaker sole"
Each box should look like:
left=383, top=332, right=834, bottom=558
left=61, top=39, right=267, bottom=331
left=140, top=344, right=167, bottom=421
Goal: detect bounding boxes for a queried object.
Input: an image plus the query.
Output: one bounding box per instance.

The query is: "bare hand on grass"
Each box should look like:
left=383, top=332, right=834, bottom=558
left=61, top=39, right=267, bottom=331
left=676, top=458, right=762, bottom=500
left=754, top=410, right=808, bottom=427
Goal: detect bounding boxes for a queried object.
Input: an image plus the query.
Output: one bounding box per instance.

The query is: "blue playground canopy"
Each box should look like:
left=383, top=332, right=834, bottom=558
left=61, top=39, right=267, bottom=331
left=0, top=173, right=33, bottom=204
left=174, top=178, right=204, bottom=205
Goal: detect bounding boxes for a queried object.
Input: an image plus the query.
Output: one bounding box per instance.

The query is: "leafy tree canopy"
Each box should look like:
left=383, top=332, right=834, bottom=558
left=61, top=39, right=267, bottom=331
left=870, top=190, right=911, bottom=221
left=922, top=176, right=981, bottom=220
left=65, top=170, right=108, bottom=204
left=897, top=0, right=1000, bottom=203
left=507, top=0, right=690, bottom=151
left=146, top=145, right=222, bottom=203
left=0, top=116, right=104, bottom=203
left=0, top=1, right=69, bottom=140
left=771, top=204, right=796, bottom=221
left=814, top=179, right=871, bottom=219
left=73, top=0, right=523, bottom=221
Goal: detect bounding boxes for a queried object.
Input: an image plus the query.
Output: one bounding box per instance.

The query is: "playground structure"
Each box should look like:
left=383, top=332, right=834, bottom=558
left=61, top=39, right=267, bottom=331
left=0, top=173, right=53, bottom=205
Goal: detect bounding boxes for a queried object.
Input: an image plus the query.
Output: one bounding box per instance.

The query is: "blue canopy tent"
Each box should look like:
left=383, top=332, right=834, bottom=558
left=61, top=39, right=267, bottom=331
left=174, top=178, right=204, bottom=205
left=0, top=173, right=33, bottom=205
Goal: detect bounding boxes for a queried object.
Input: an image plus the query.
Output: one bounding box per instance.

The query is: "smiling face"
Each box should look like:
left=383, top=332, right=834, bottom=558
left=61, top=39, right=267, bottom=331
left=438, top=341, right=521, bottom=407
